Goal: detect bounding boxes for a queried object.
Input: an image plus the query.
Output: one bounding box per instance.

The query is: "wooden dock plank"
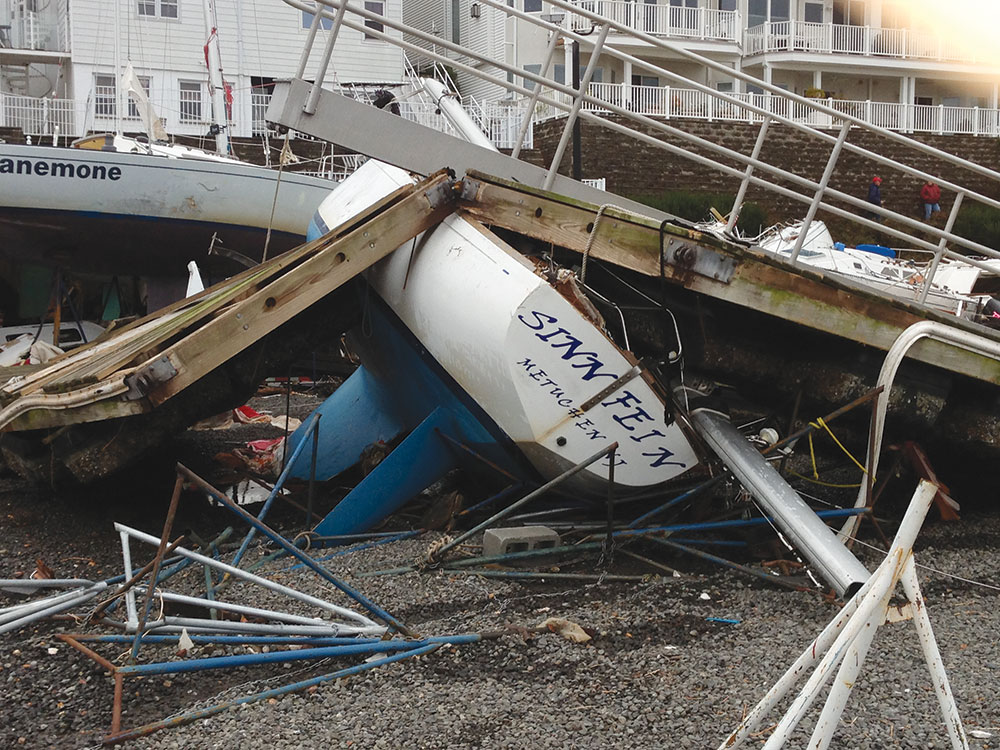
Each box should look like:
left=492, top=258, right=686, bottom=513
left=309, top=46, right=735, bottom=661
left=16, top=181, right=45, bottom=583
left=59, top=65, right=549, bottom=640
left=460, top=172, right=1000, bottom=387
left=1, top=172, right=457, bottom=432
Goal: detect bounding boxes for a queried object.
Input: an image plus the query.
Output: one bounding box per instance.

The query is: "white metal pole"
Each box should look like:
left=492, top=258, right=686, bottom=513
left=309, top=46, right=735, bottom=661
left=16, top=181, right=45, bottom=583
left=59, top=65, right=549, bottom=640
left=113, top=0, right=122, bottom=135
left=899, top=559, right=970, bottom=749
left=202, top=0, right=231, bottom=155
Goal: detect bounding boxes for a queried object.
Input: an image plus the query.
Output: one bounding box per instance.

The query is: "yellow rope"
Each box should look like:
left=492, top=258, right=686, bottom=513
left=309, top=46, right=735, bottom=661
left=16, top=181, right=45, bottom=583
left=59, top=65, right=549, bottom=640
left=809, top=417, right=870, bottom=476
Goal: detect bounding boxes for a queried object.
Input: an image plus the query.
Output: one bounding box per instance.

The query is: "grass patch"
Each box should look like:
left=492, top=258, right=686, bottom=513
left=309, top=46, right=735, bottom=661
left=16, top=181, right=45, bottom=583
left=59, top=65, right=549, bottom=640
left=953, top=202, right=1000, bottom=254
left=628, top=190, right=771, bottom=237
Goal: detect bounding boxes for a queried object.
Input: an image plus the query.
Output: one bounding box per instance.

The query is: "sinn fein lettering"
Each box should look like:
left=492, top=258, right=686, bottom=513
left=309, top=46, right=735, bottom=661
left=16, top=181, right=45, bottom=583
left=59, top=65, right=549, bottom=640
left=517, top=310, right=617, bottom=382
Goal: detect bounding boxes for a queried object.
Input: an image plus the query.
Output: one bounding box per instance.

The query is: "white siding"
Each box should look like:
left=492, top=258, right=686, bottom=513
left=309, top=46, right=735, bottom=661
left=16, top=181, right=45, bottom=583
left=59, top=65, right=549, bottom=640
left=67, top=0, right=404, bottom=136
left=401, top=0, right=445, bottom=58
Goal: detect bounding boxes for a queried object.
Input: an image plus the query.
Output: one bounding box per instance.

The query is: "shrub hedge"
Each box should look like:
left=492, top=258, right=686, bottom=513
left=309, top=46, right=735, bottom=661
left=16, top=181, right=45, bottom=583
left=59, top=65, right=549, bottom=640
left=628, top=190, right=771, bottom=237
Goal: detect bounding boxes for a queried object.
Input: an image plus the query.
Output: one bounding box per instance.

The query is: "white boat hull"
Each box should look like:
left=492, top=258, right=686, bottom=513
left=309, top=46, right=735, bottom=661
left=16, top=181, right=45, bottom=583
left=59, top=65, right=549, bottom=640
left=312, top=161, right=700, bottom=493
left=0, top=144, right=335, bottom=276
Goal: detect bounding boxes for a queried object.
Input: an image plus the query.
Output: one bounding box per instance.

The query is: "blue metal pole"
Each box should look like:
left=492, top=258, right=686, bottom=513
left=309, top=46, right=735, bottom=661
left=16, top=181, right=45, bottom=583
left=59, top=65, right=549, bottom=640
left=115, top=634, right=483, bottom=677
left=75, top=634, right=386, bottom=646
left=627, top=475, right=723, bottom=528
left=605, top=507, right=868, bottom=540
left=177, top=463, right=411, bottom=635
left=298, top=530, right=423, bottom=568
left=103, top=642, right=443, bottom=745
left=231, top=412, right=320, bottom=568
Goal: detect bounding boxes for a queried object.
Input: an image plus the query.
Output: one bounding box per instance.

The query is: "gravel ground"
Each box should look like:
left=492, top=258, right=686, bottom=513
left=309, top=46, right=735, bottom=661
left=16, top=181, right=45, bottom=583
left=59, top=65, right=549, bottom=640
left=1, top=402, right=998, bottom=749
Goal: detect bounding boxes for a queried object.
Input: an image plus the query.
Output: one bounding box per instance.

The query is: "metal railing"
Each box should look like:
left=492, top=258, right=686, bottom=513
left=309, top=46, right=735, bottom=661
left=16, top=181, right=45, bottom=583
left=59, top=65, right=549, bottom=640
left=0, top=8, right=69, bottom=51
left=0, top=92, right=81, bottom=137
left=745, top=20, right=981, bottom=63
left=280, top=0, right=1000, bottom=315
left=465, top=98, right=532, bottom=149
left=568, top=1, right=738, bottom=42
left=557, top=83, right=1000, bottom=137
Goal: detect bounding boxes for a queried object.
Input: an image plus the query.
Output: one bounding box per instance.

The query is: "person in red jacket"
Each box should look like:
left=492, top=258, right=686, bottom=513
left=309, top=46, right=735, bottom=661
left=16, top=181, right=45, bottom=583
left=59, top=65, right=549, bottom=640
left=921, top=180, right=941, bottom=221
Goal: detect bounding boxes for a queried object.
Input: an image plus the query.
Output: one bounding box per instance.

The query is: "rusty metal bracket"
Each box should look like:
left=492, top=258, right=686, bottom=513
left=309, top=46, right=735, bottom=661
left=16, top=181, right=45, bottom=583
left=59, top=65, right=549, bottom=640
left=423, top=178, right=458, bottom=210
left=124, top=356, right=178, bottom=401
left=579, top=365, right=641, bottom=412
left=663, top=238, right=736, bottom=283
left=457, top=177, right=482, bottom=203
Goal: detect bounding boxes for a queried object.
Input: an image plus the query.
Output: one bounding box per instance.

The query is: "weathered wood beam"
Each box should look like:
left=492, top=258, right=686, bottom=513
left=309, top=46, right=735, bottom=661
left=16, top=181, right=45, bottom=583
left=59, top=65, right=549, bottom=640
left=2, top=171, right=457, bottom=432
left=459, top=172, right=1000, bottom=387
left=4, top=179, right=422, bottom=401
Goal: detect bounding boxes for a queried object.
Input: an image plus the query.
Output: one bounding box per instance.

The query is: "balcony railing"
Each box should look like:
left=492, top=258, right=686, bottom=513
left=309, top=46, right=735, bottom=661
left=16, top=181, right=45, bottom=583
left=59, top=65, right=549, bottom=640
left=0, top=93, right=82, bottom=138
left=745, top=21, right=982, bottom=64
left=537, top=83, right=1000, bottom=138
left=568, top=1, right=739, bottom=42
left=252, top=88, right=530, bottom=149
left=0, top=9, right=70, bottom=52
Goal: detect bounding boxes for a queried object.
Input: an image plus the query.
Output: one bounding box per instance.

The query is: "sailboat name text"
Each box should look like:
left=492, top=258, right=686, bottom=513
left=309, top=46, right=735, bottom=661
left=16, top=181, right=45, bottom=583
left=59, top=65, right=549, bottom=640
left=0, top=158, right=123, bottom=181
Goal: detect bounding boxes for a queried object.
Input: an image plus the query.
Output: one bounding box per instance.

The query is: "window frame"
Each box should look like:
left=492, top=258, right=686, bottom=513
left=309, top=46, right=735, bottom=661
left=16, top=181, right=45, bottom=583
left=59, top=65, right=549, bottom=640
left=301, top=10, right=334, bottom=29
left=94, top=74, right=117, bottom=119
left=138, top=0, right=178, bottom=19
left=363, top=0, right=385, bottom=40
left=178, top=80, right=205, bottom=124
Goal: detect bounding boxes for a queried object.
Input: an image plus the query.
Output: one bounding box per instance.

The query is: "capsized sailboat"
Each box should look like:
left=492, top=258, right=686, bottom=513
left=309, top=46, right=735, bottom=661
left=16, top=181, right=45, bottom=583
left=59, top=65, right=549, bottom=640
left=285, top=160, right=702, bottom=535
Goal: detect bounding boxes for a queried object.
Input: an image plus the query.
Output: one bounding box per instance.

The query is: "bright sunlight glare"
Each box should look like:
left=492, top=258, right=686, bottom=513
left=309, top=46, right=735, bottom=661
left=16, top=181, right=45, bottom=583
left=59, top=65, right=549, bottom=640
left=905, top=0, right=1000, bottom=67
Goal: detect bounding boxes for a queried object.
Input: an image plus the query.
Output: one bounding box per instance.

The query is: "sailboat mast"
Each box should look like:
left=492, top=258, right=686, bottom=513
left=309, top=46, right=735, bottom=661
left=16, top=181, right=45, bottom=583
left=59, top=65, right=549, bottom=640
left=202, top=0, right=231, bottom=156
left=114, top=0, right=123, bottom=135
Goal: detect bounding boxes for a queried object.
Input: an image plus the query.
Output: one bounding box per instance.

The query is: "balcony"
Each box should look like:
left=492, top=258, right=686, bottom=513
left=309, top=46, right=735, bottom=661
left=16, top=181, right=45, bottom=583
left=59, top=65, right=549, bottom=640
left=0, top=9, right=69, bottom=54
left=0, top=93, right=82, bottom=138
left=744, top=21, right=982, bottom=65
left=534, top=82, right=1000, bottom=138
left=567, top=1, right=739, bottom=43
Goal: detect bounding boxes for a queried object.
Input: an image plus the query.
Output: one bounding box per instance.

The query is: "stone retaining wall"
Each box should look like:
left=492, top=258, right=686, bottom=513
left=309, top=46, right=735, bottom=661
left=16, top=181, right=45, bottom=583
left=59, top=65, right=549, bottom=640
left=519, top=115, right=1000, bottom=231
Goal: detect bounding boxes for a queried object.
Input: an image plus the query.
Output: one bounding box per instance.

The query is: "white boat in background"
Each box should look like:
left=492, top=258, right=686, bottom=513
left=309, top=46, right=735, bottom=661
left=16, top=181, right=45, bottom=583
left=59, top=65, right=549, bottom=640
left=0, top=140, right=335, bottom=277
left=740, top=220, right=1000, bottom=320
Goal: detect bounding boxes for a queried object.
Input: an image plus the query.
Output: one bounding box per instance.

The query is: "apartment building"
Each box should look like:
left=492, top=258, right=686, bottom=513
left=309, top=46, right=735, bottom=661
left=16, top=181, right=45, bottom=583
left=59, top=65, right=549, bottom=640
left=404, top=0, right=1000, bottom=137
left=0, top=0, right=404, bottom=140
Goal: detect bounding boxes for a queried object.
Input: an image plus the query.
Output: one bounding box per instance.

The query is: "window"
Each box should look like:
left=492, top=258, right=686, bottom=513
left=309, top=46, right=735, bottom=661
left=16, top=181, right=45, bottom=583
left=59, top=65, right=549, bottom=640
left=364, top=0, right=384, bottom=39
left=717, top=0, right=737, bottom=10
left=138, top=0, right=177, bottom=18
left=523, top=63, right=541, bottom=91
left=804, top=2, right=823, bottom=23
left=126, top=75, right=152, bottom=119
left=832, top=0, right=864, bottom=26
left=451, top=0, right=461, bottom=42
left=632, top=74, right=660, bottom=87
left=717, top=81, right=734, bottom=93
left=179, top=81, right=203, bottom=123
left=770, top=0, right=789, bottom=22
left=301, top=11, right=334, bottom=29
left=524, top=0, right=542, bottom=12
left=95, top=74, right=116, bottom=118
left=748, top=0, right=766, bottom=27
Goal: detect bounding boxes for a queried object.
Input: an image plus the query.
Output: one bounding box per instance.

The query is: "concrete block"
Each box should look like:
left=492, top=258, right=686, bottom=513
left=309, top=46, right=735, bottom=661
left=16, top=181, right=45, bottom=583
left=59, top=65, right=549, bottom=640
left=482, top=526, right=560, bottom=557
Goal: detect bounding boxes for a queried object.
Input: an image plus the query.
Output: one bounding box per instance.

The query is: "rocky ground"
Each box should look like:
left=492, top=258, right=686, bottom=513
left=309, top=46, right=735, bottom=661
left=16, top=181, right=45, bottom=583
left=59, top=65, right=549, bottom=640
left=1, top=392, right=998, bottom=749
